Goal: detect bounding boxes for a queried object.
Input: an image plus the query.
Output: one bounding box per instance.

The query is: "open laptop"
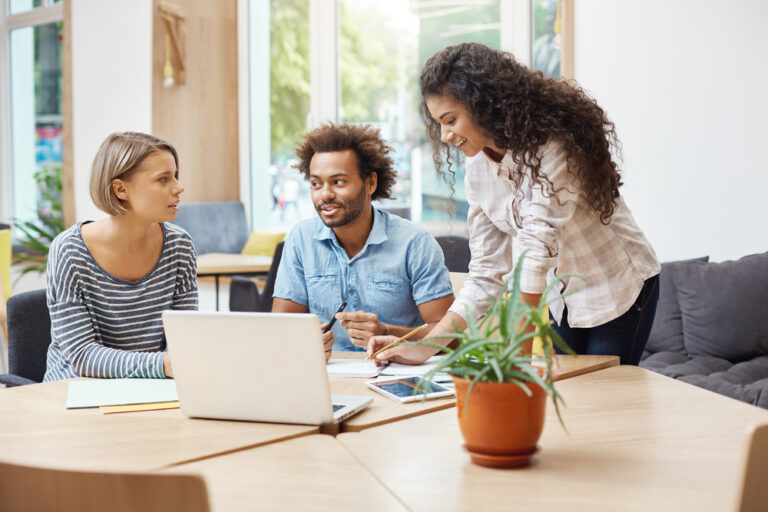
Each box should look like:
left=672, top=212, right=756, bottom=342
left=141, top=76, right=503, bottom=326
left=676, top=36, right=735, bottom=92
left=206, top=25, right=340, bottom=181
left=162, top=311, right=372, bottom=425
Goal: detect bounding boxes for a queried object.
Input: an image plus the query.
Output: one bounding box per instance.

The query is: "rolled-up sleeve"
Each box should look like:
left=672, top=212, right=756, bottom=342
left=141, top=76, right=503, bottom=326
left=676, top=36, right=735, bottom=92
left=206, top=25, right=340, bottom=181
left=448, top=176, right=513, bottom=322
left=273, top=227, right=308, bottom=306
left=408, top=233, right=454, bottom=305
left=513, top=143, right=579, bottom=294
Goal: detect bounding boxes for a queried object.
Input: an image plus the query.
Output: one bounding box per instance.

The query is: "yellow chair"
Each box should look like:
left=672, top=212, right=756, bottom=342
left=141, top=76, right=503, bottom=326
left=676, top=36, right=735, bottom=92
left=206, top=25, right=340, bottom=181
left=241, top=227, right=285, bottom=257
left=0, top=224, right=11, bottom=341
left=0, top=459, right=210, bottom=512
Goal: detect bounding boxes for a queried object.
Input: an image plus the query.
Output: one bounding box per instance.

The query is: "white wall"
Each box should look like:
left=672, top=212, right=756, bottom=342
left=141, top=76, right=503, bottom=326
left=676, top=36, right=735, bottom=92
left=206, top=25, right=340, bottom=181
left=574, top=0, right=768, bottom=262
left=71, top=0, right=153, bottom=222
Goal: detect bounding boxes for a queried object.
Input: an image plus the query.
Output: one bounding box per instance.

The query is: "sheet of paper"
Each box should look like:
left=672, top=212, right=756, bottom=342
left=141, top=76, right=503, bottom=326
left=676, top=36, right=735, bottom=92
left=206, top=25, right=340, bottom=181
left=100, top=401, right=180, bottom=415
left=326, top=359, right=379, bottom=378
left=66, top=379, right=178, bottom=409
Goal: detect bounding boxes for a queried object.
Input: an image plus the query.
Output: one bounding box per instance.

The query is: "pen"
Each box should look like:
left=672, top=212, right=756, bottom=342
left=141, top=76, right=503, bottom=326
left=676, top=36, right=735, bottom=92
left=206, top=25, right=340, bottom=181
left=322, top=300, right=348, bottom=333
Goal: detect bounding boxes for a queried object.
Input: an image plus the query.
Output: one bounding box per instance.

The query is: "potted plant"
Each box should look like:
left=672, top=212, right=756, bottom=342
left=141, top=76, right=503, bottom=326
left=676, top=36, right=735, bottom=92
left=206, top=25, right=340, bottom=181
left=412, top=252, right=582, bottom=468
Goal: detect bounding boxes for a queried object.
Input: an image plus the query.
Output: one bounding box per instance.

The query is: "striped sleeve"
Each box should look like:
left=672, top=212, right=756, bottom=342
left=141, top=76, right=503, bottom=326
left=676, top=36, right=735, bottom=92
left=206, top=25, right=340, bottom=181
left=170, top=229, right=199, bottom=311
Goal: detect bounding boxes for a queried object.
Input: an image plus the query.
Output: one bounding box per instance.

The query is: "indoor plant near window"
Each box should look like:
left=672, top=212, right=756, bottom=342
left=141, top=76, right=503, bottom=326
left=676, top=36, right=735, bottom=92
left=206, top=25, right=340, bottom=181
left=414, top=252, right=582, bottom=468
left=13, top=164, right=66, bottom=276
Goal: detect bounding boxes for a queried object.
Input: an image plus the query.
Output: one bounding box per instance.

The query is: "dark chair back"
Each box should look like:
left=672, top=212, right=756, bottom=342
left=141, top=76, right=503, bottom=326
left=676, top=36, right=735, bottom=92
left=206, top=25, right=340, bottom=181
left=435, top=235, right=471, bottom=273
left=2, top=289, right=51, bottom=385
left=173, top=201, right=249, bottom=255
left=229, top=241, right=285, bottom=313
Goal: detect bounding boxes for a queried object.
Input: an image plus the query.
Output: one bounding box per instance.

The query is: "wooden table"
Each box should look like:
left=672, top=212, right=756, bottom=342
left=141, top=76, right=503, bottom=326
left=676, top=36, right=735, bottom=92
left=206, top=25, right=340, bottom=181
left=164, top=435, right=405, bottom=511
left=196, top=253, right=272, bottom=310
left=329, top=352, right=618, bottom=433
left=337, top=365, right=768, bottom=512
left=0, top=380, right=317, bottom=471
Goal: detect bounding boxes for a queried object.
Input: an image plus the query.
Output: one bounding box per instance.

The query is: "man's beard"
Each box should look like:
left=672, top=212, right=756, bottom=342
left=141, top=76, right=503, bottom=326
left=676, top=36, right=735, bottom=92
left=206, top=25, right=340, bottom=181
left=315, top=186, right=368, bottom=228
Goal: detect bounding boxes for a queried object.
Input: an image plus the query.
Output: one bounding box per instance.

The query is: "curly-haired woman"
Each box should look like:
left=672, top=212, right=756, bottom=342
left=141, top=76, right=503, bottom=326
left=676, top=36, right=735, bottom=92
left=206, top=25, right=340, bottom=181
left=368, top=42, right=660, bottom=366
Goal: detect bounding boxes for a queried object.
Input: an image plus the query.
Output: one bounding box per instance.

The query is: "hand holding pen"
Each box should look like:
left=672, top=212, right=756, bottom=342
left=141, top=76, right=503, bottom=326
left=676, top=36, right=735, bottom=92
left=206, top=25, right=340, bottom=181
left=321, top=300, right=347, bottom=362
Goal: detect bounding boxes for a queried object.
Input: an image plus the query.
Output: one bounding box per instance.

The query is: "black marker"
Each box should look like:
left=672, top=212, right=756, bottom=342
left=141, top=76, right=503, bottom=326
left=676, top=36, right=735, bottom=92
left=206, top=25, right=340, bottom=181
left=322, top=300, right=348, bottom=333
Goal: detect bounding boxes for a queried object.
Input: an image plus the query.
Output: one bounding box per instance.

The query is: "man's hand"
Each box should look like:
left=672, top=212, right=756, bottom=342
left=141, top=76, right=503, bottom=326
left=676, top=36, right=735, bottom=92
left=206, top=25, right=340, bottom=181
left=336, top=311, right=387, bottom=349
left=163, top=353, right=173, bottom=378
left=320, top=322, right=335, bottom=362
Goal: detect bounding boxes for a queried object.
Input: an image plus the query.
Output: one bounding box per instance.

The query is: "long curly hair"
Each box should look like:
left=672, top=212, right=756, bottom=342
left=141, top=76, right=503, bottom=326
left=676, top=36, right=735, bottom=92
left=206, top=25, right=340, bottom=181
left=293, top=122, right=396, bottom=201
left=419, top=42, right=622, bottom=225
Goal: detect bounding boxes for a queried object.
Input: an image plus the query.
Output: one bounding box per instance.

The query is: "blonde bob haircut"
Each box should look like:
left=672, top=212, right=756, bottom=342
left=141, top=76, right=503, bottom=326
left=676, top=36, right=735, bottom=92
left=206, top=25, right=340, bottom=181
left=90, top=132, right=179, bottom=216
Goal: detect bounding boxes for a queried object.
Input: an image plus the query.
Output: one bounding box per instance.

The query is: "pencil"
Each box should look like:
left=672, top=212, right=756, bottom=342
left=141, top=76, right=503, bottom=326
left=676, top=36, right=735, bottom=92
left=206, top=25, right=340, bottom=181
left=366, top=323, right=430, bottom=360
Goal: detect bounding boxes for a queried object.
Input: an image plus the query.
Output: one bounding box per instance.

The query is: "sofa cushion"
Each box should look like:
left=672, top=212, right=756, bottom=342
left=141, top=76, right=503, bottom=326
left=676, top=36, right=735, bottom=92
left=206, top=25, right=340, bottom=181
left=680, top=356, right=768, bottom=409
left=644, top=256, right=708, bottom=354
left=640, top=353, right=768, bottom=408
left=675, top=252, right=768, bottom=362
left=172, top=201, right=249, bottom=255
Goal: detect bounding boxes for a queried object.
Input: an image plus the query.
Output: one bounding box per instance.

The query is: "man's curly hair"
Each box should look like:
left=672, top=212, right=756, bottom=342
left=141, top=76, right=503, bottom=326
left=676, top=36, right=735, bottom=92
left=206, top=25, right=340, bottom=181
left=293, top=123, right=397, bottom=201
left=419, top=42, right=623, bottom=226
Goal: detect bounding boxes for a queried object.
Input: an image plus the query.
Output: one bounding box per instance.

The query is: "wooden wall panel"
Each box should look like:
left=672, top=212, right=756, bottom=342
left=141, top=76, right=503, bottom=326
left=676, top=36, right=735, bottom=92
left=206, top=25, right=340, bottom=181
left=151, top=0, right=239, bottom=204
left=62, top=0, right=74, bottom=227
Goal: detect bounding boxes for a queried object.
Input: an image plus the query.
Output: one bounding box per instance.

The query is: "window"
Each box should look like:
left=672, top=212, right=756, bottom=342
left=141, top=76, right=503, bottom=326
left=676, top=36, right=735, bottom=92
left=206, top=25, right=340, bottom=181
left=245, top=0, right=527, bottom=229
left=0, top=0, right=64, bottom=226
left=531, top=0, right=561, bottom=79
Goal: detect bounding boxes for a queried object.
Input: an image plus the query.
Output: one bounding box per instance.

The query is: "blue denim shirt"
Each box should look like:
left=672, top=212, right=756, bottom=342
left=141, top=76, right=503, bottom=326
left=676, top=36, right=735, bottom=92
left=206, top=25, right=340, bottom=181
left=274, top=207, right=454, bottom=351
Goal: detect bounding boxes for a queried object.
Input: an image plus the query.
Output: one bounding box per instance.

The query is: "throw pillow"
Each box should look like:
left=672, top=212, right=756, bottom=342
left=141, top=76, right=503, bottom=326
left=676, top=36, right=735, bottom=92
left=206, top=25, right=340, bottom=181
left=241, top=228, right=285, bottom=257
left=645, top=256, right=708, bottom=354
left=675, top=252, right=768, bottom=362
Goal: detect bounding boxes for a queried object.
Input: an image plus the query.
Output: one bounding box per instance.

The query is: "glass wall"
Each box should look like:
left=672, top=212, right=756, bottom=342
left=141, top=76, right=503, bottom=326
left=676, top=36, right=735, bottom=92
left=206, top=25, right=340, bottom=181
left=10, top=20, right=63, bottom=225
left=250, top=0, right=506, bottom=229
left=531, top=0, right=561, bottom=79
left=339, top=0, right=501, bottom=222
left=250, top=0, right=315, bottom=231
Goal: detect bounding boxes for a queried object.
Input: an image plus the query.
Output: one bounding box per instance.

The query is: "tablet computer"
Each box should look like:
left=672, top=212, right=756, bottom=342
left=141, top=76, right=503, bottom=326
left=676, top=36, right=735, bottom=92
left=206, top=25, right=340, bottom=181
left=366, top=376, right=455, bottom=403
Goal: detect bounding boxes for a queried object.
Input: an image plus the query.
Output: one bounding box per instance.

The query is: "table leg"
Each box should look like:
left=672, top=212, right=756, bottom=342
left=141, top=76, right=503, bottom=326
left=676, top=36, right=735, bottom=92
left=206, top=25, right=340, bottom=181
left=215, top=275, right=220, bottom=311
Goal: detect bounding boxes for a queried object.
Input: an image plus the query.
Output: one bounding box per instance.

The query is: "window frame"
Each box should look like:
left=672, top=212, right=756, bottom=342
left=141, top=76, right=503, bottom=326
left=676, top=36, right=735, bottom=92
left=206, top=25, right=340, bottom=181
left=0, top=0, right=64, bottom=223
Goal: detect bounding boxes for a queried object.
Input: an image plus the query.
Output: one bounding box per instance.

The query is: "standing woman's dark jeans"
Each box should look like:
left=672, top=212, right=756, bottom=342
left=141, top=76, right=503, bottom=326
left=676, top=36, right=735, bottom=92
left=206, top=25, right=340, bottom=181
left=551, top=275, right=659, bottom=365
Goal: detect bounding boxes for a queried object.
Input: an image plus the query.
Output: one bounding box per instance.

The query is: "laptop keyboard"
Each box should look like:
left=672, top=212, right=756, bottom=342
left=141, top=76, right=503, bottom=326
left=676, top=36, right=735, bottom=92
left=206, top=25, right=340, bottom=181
left=332, top=404, right=344, bottom=412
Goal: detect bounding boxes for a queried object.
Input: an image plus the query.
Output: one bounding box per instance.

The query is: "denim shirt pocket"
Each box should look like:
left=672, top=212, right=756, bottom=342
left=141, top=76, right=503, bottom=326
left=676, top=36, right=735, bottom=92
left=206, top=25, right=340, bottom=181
left=306, top=273, right=342, bottom=319
left=359, top=276, right=417, bottom=325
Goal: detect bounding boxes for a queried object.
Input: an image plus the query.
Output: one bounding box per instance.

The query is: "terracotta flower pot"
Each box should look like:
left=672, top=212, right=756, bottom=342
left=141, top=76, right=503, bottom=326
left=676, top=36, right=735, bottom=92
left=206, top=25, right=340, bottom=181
left=451, top=375, right=547, bottom=467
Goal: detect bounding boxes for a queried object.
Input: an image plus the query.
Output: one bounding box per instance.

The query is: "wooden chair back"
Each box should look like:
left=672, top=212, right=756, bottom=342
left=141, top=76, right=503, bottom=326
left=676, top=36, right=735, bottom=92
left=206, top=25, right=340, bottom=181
left=737, top=422, right=768, bottom=512
left=0, top=460, right=210, bottom=512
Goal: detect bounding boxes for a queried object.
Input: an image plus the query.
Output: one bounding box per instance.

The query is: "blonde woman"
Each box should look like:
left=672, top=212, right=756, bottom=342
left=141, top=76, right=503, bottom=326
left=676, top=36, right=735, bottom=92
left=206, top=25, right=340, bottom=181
left=43, top=132, right=197, bottom=381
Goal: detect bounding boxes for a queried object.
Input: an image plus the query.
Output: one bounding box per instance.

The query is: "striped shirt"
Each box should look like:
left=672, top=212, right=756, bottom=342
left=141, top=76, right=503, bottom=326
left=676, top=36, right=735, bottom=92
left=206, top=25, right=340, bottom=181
left=43, top=222, right=198, bottom=381
left=449, top=141, right=660, bottom=328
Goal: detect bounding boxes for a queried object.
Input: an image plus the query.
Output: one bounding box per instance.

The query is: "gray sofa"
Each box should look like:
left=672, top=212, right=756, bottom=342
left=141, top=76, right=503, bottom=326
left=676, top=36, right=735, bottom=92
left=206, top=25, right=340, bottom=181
left=640, top=252, right=768, bottom=409
left=172, top=201, right=249, bottom=254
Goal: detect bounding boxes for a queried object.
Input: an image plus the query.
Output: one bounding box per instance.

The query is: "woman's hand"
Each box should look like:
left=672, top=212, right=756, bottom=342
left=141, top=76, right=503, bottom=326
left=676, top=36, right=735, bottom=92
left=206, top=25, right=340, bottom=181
left=366, top=335, right=439, bottom=366
left=320, top=323, right=335, bottom=362
left=163, top=353, right=173, bottom=377
left=367, top=311, right=467, bottom=366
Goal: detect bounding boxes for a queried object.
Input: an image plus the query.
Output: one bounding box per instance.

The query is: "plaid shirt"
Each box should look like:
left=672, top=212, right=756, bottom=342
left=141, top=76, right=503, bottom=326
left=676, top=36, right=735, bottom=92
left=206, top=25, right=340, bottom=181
left=449, top=142, right=660, bottom=328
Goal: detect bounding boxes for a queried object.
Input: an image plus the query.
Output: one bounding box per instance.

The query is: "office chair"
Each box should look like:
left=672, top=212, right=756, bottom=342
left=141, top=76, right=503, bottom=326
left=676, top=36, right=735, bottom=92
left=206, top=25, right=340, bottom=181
left=435, top=235, right=471, bottom=273
left=736, top=422, right=768, bottom=512
left=0, top=459, right=210, bottom=512
left=229, top=241, right=285, bottom=312
left=0, top=289, right=52, bottom=387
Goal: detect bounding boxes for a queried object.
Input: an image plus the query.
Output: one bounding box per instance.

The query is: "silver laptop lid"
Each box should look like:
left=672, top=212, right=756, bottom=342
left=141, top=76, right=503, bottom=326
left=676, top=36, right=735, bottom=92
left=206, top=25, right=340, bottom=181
left=162, top=311, right=336, bottom=425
